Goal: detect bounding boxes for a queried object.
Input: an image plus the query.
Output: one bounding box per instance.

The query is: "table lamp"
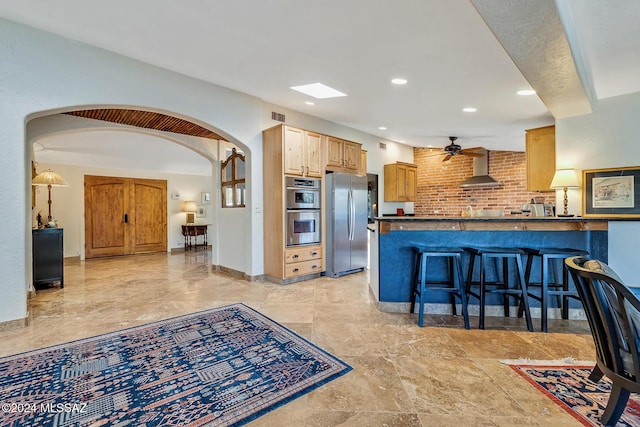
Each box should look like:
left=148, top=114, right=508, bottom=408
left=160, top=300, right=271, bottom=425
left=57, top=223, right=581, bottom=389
left=182, top=201, right=198, bottom=224
left=32, top=169, right=68, bottom=221
left=550, top=169, right=580, bottom=217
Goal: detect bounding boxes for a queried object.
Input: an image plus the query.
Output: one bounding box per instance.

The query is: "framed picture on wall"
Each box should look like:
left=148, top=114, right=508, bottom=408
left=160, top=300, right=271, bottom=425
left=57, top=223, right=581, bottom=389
left=583, top=166, right=640, bottom=218
left=201, top=192, right=211, bottom=205
left=196, top=205, right=206, bottom=218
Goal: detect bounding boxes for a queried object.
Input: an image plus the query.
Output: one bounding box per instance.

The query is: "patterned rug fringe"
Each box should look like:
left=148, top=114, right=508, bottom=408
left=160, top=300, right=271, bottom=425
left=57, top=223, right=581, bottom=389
left=500, top=357, right=595, bottom=366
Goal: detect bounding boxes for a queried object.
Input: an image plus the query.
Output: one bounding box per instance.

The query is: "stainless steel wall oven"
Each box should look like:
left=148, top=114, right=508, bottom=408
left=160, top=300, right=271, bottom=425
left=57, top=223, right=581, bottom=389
left=285, top=177, right=321, bottom=246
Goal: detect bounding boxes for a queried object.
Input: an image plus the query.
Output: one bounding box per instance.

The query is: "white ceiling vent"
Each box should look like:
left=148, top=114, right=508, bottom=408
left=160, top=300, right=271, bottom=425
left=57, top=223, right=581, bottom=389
left=271, top=112, right=286, bottom=122
left=379, top=142, right=387, bottom=150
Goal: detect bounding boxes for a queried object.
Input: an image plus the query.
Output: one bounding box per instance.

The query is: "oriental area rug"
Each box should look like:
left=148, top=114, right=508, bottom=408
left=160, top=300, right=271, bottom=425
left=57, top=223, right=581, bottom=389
left=0, top=303, right=352, bottom=426
left=507, top=361, right=640, bottom=426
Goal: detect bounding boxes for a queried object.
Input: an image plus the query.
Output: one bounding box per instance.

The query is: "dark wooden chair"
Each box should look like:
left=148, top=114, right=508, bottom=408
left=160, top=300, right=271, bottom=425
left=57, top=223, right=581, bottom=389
left=566, top=256, right=640, bottom=426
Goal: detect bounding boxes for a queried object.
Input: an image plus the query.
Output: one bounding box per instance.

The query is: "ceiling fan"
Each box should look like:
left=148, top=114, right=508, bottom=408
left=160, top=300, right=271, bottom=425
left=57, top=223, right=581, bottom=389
left=430, top=137, right=485, bottom=162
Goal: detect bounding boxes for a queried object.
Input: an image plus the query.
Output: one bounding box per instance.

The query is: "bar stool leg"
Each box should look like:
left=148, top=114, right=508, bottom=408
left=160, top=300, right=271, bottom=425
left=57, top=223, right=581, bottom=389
left=562, top=259, right=571, bottom=319
left=516, top=254, right=534, bottom=332
left=410, top=251, right=420, bottom=316
left=541, top=254, right=549, bottom=333
left=455, top=254, right=470, bottom=329
left=418, top=253, right=427, bottom=327
left=502, top=257, right=510, bottom=317
left=447, top=258, right=458, bottom=316
left=479, top=254, right=486, bottom=330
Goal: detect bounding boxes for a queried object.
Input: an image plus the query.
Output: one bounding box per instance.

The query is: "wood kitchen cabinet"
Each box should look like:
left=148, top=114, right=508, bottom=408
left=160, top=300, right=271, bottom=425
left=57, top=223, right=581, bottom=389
left=359, top=150, right=367, bottom=176
left=384, top=162, right=418, bottom=202
left=283, top=126, right=322, bottom=178
left=526, top=125, right=556, bottom=191
left=262, top=124, right=326, bottom=283
left=326, top=136, right=361, bottom=173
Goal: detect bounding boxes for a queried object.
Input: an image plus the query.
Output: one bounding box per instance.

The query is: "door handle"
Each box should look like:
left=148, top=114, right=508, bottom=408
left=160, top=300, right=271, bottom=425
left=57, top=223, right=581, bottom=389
left=124, top=213, right=129, bottom=223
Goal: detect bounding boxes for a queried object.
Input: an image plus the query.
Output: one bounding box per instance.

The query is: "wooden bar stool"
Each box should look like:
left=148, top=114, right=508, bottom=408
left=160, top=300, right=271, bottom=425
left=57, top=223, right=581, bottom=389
left=518, top=247, right=589, bottom=332
left=464, top=247, right=533, bottom=332
left=410, top=246, right=470, bottom=329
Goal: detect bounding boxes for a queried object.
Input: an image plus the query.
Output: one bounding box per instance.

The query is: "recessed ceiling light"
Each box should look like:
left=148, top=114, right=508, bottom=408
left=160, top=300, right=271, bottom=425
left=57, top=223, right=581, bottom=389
left=462, top=107, right=477, bottom=113
left=517, top=89, right=537, bottom=96
left=391, top=78, right=407, bottom=85
left=290, top=82, right=347, bottom=99
left=305, top=101, right=315, bottom=106
left=378, top=126, right=387, bottom=130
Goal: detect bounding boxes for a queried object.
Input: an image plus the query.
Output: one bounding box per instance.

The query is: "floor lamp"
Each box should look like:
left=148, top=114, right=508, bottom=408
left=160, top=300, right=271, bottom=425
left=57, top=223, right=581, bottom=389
left=32, top=169, right=69, bottom=222
left=550, top=169, right=579, bottom=217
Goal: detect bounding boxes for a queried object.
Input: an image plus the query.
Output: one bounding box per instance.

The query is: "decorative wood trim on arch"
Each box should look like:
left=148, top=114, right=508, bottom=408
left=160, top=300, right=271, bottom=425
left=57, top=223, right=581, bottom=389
left=64, top=109, right=226, bottom=141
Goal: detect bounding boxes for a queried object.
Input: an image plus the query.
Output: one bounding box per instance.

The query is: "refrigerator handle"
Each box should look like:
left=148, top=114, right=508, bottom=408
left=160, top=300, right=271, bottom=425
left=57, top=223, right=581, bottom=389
left=347, top=188, right=352, bottom=240
left=349, top=188, right=355, bottom=241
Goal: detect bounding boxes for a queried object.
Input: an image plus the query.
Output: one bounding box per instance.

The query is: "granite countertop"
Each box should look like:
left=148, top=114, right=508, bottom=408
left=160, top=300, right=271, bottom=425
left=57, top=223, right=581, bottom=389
left=374, top=216, right=626, bottom=222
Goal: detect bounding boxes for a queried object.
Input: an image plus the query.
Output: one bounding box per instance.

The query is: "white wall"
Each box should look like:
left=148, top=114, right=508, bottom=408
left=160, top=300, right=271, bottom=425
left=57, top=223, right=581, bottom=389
left=0, top=19, right=407, bottom=323
left=556, top=92, right=640, bottom=283
left=261, top=103, right=415, bottom=215
left=0, top=18, right=263, bottom=323
left=33, top=162, right=213, bottom=257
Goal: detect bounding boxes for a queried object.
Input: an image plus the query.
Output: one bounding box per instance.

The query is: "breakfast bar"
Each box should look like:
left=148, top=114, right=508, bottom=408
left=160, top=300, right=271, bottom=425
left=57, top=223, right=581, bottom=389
left=370, top=216, right=610, bottom=315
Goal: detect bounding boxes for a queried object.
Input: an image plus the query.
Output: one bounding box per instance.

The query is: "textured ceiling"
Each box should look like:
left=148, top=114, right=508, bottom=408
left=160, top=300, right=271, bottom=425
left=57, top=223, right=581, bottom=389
left=3, top=0, right=639, bottom=165
left=472, top=0, right=592, bottom=118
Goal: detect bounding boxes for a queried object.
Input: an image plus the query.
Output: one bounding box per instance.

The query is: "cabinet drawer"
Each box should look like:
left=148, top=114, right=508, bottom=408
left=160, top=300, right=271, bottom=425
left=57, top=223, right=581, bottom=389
left=285, top=246, right=322, bottom=263
left=285, top=259, right=323, bottom=278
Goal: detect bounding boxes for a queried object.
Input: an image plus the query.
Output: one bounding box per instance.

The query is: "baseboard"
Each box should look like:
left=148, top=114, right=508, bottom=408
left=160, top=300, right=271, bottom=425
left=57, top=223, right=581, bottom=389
left=263, top=273, right=320, bottom=285
left=378, top=302, right=587, bottom=320
left=212, top=265, right=265, bottom=282
left=0, top=316, right=29, bottom=332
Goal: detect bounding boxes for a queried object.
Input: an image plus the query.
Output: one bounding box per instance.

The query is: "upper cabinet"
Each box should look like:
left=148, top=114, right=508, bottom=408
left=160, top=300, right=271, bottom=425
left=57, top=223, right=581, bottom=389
left=326, top=137, right=361, bottom=173
left=283, top=126, right=322, bottom=178
left=526, top=125, right=556, bottom=191
left=359, top=150, right=367, bottom=176
left=384, top=162, right=418, bottom=202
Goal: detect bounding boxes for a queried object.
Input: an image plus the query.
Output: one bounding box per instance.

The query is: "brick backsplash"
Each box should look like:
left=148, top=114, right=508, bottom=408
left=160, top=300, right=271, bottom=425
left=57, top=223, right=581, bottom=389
left=413, top=148, right=555, bottom=217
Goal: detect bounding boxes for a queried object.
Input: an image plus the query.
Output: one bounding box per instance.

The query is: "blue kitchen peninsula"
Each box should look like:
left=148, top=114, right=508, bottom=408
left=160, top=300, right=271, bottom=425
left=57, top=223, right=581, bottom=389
left=370, top=216, right=609, bottom=314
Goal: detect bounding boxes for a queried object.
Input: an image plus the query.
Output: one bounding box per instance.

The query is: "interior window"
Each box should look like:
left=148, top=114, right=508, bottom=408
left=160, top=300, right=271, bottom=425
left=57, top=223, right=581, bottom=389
left=221, top=147, right=246, bottom=208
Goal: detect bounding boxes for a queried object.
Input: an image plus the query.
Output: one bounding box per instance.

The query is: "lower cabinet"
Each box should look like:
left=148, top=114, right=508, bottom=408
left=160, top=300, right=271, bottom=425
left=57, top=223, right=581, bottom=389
left=284, top=244, right=324, bottom=279
left=32, top=228, right=64, bottom=288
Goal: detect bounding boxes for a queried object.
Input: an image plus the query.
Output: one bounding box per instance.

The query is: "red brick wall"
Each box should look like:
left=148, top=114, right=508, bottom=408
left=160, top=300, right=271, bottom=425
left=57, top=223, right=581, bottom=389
left=413, top=148, right=555, bottom=217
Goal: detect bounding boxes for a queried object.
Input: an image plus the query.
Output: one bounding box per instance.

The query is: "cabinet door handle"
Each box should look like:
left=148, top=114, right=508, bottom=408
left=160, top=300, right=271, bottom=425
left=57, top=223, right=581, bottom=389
left=301, top=166, right=305, bottom=174
left=293, top=254, right=299, bottom=259
left=293, top=268, right=299, bottom=273
left=124, top=213, right=129, bottom=223
left=310, top=251, right=318, bottom=256
left=311, top=265, right=318, bottom=269
left=306, top=166, right=309, bottom=175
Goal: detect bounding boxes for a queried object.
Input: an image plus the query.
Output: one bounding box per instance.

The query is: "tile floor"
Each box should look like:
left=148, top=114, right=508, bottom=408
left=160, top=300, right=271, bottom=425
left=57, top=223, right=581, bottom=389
left=0, top=250, right=596, bottom=426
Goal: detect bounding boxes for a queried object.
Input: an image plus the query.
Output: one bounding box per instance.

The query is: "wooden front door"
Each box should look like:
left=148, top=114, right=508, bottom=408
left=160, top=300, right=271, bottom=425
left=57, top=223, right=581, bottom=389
left=85, top=175, right=167, bottom=258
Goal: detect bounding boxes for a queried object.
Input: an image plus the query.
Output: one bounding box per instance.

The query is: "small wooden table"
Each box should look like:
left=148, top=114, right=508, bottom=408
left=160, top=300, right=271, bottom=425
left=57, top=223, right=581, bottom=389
left=181, top=225, right=208, bottom=251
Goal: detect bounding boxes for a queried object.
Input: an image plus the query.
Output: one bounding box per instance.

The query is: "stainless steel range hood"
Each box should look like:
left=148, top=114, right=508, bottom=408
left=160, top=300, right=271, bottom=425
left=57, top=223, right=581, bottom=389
left=459, top=148, right=503, bottom=188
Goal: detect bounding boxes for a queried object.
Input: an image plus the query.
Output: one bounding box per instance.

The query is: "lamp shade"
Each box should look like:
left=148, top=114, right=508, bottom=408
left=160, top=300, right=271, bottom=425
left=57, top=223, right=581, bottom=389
left=181, top=201, right=198, bottom=213
left=550, top=169, right=579, bottom=189
left=32, top=169, right=68, bottom=187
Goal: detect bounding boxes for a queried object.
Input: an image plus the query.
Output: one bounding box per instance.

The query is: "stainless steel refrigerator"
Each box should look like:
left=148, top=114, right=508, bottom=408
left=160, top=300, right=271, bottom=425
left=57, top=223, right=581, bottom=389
left=325, top=172, right=368, bottom=277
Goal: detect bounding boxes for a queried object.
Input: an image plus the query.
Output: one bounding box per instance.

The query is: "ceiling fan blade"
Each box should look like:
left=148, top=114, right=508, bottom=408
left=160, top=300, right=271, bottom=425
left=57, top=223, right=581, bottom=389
left=459, top=147, right=484, bottom=153
left=442, top=155, right=452, bottom=162
left=426, top=152, right=447, bottom=157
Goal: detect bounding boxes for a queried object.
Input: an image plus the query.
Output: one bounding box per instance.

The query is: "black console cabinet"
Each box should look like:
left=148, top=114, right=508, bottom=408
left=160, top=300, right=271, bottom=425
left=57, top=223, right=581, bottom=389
left=32, top=228, right=64, bottom=289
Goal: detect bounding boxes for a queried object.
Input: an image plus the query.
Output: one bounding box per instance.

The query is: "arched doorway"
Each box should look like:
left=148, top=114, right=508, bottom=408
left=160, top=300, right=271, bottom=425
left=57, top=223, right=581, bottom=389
left=27, top=106, right=251, bottom=270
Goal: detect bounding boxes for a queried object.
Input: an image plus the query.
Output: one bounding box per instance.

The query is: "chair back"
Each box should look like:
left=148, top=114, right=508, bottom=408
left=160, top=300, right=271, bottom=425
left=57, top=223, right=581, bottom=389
left=566, top=256, right=640, bottom=383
